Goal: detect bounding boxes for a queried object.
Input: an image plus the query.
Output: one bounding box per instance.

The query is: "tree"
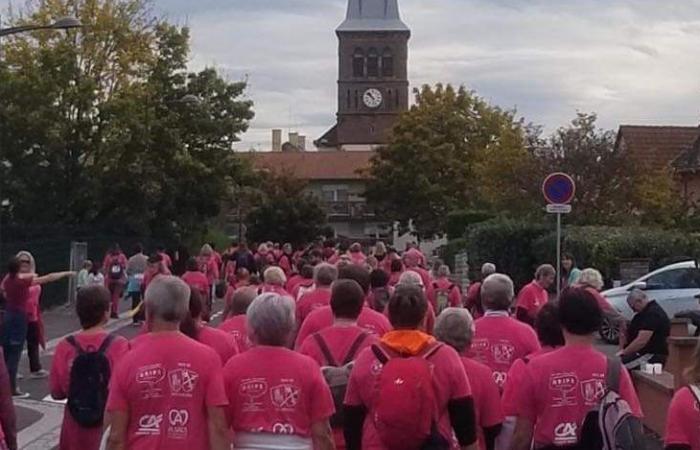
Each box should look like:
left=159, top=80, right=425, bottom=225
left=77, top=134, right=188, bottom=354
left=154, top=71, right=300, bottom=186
left=0, top=0, right=254, bottom=240
left=245, top=172, right=327, bottom=246
left=364, top=84, right=532, bottom=239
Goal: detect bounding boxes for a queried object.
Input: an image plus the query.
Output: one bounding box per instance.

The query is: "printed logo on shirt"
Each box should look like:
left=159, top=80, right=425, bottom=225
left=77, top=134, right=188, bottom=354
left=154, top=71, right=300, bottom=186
left=491, top=341, right=515, bottom=364
left=553, top=422, right=578, bottom=445
left=136, top=364, right=166, bottom=399
left=580, top=378, right=605, bottom=405
left=363, top=324, right=380, bottom=336
left=270, top=383, right=300, bottom=410
left=272, top=423, right=295, bottom=435
left=168, top=368, right=199, bottom=397
left=493, top=371, right=507, bottom=388
left=136, top=414, right=163, bottom=436
left=549, top=373, right=579, bottom=407
left=240, top=378, right=268, bottom=412
left=167, top=409, right=189, bottom=440
left=371, top=359, right=383, bottom=375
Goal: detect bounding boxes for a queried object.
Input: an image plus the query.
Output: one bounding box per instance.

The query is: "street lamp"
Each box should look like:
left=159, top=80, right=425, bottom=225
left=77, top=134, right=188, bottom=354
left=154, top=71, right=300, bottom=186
left=0, top=16, right=83, bottom=38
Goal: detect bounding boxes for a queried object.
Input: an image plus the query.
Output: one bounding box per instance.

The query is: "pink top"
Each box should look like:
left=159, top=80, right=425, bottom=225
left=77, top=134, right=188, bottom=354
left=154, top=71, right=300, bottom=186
left=298, top=325, right=378, bottom=367
left=197, top=256, right=219, bottom=285
left=106, top=332, right=228, bottom=450
left=292, top=280, right=314, bottom=300
left=158, top=252, right=173, bottom=269
left=515, top=345, right=642, bottom=448
left=665, top=386, right=700, bottom=450
left=285, top=274, right=303, bottom=293
left=181, top=271, right=209, bottom=299
left=516, top=280, right=548, bottom=319
left=464, top=282, right=483, bottom=318
left=295, top=306, right=392, bottom=349
left=348, top=251, right=367, bottom=266
left=50, top=332, right=130, bottom=450
left=501, top=347, right=556, bottom=416
left=103, top=253, right=128, bottom=284
left=344, top=342, right=472, bottom=450
left=222, top=346, right=335, bottom=438
left=1, top=275, right=33, bottom=313
left=26, top=285, right=41, bottom=323
left=470, top=314, right=541, bottom=389
left=218, top=315, right=250, bottom=352
left=296, top=288, right=332, bottom=326
left=196, top=326, right=239, bottom=365
left=429, top=278, right=462, bottom=310
left=459, top=357, right=504, bottom=450
left=260, top=284, right=292, bottom=298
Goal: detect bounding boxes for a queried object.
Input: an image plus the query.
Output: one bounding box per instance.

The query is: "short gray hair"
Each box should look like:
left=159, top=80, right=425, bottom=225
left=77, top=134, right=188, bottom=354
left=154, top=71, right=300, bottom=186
left=247, top=293, right=296, bottom=346
left=437, top=265, right=451, bottom=278
left=314, top=263, right=338, bottom=287
left=398, top=270, right=424, bottom=288
left=579, top=268, right=604, bottom=290
left=627, top=288, right=648, bottom=304
left=263, top=266, right=287, bottom=286
left=435, top=308, right=474, bottom=353
left=145, top=276, right=191, bottom=323
left=536, top=264, right=556, bottom=280
left=481, top=273, right=515, bottom=311
left=481, top=263, right=496, bottom=277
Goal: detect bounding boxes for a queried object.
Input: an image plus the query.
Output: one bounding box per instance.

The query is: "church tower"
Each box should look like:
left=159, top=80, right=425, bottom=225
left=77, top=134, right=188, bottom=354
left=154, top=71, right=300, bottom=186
left=315, top=0, right=410, bottom=150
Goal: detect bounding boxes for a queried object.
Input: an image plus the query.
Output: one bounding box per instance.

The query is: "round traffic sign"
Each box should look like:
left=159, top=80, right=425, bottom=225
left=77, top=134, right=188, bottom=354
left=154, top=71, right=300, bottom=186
left=542, top=173, right=576, bottom=205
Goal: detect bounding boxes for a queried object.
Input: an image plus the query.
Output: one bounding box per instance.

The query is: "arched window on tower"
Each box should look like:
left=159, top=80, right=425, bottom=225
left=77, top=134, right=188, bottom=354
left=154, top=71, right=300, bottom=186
left=386, top=89, right=392, bottom=110
left=353, top=48, right=365, bottom=78
left=367, top=48, right=379, bottom=77
left=381, top=48, right=394, bottom=77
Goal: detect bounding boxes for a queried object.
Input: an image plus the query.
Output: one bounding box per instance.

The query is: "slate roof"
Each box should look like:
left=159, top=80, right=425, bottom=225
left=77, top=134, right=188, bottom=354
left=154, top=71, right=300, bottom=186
left=337, top=0, right=409, bottom=32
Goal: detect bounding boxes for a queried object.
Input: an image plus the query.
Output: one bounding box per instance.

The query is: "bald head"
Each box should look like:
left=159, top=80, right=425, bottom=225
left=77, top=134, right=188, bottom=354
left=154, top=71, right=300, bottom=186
left=145, top=276, right=191, bottom=324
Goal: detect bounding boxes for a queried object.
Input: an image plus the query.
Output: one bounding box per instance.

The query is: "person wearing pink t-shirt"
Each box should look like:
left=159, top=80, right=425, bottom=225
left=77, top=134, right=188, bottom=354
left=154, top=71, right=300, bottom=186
left=197, top=244, right=220, bottom=290
left=510, top=287, right=642, bottom=450
left=50, top=285, right=129, bottom=450
left=665, top=340, right=700, bottom=450
left=180, top=289, right=238, bottom=364
left=181, top=257, right=210, bottom=300
left=155, top=246, right=172, bottom=270
left=515, top=264, right=555, bottom=326
left=387, top=258, right=404, bottom=287
left=343, top=284, right=478, bottom=450
left=347, top=243, right=366, bottom=266
left=219, top=287, right=257, bottom=352
left=102, top=244, right=128, bottom=319
left=465, top=263, right=497, bottom=320
left=429, top=265, right=462, bottom=313
left=395, top=270, right=437, bottom=334
left=278, top=243, right=295, bottom=276
left=223, top=293, right=335, bottom=449
left=299, top=280, right=379, bottom=450
left=0, top=348, right=16, bottom=450
left=296, top=263, right=337, bottom=326
left=106, top=276, right=230, bottom=450
left=435, top=308, right=504, bottom=450
left=403, top=248, right=432, bottom=287
left=471, top=274, right=541, bottom=390
left=259, top=266, right=292, bottom=298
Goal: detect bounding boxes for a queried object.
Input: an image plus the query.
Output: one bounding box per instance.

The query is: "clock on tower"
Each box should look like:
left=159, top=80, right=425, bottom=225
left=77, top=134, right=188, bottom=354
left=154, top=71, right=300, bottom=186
left=315, top=0, right=410, bottom=150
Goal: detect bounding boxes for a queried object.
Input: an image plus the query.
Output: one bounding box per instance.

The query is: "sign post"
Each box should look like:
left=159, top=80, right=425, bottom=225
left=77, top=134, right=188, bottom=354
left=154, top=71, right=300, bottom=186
left=542, top=173, right=576, bottom=300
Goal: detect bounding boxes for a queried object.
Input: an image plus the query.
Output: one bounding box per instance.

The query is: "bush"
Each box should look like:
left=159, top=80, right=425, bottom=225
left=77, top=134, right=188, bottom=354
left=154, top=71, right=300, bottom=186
left=445, top=209, right=495, bottom=240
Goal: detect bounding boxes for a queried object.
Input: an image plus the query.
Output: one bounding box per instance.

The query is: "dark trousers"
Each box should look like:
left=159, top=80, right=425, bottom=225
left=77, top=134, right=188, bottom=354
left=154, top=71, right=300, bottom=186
left=26, top=321, right=42, bottom=373
left=130, top=291, right=144, bottom=322
left=2, top=310, right=28, bottom=392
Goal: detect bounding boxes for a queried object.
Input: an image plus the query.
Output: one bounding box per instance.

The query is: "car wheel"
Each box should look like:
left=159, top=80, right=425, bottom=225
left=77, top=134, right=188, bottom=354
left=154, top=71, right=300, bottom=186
left=600, top=316, right=619, bottom=345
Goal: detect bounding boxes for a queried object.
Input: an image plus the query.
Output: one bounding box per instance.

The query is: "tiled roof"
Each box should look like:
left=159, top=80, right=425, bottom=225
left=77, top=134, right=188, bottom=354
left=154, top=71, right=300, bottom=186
left=617, top=125, right=700, bottom=169
left=244, top=151, right=374, bottom=181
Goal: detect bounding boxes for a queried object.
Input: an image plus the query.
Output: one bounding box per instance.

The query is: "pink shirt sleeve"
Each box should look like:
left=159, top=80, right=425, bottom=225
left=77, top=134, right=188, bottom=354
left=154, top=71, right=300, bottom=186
left=295, top=315, right=317, bottom=350
left=106, top=361, right=129, bottom=412
left=514, top=365, right=538, bottom=422
left=516, top=285, right=536, bottom=313
left=501, top=360, right=526, bottom=416
left=298, top=338, right=323, bottom=367
left=204, top=351, right=228, bottom=408
left=478, top=369, right=504, bottom=427
left=449, top=286, right=462, bottom=307
left=665, top=388, right=698, bottom=446
left=445, top=348, right=471, bottom=399
left=49, top=342, right=69, bottom=399
left=305, top=360, right=335, bottom=423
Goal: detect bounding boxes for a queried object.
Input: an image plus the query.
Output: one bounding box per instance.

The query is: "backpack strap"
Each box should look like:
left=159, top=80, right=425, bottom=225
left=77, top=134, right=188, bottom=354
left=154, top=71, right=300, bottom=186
left=342, top=333, right=369, bottom=365
left=97, top=334, right=115, bottom=355
left=371, top=341, right=443, bottom=365
left=420, top=341, right=444, bottom=360
left=606, top=356, right=622, bottom=394
left=313, top=333, right=338, bottom=367
left=66, top=335, right=85, bottom=356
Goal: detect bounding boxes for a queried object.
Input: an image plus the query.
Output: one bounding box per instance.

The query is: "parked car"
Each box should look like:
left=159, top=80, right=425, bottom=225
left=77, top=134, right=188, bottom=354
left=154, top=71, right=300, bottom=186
left=600, top=260, right=700, bottom=343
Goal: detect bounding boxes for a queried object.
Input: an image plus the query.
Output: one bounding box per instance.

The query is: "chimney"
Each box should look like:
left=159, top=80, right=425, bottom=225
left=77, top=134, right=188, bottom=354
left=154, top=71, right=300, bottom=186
left=289, top=132, right=299, bottom=148
left=272, top=129, right=282, bottom=152
left=298, top=135, right=306, bottom=151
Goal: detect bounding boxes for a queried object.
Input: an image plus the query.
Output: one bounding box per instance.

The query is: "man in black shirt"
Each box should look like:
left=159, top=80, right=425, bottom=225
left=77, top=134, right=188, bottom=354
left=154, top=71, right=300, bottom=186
left=618, top=289, right=671, bottom=370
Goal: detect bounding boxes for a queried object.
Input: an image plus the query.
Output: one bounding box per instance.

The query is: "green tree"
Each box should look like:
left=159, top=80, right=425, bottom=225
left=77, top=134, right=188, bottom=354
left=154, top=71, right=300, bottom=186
left=0, top=0, right=254, bottom=240
left=245, top=172, right=327, bottom=246
left=364, top=84, right=532, bottom=239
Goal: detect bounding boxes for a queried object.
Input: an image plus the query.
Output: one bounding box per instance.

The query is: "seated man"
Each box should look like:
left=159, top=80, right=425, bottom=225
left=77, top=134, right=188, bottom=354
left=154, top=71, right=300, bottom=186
left=618, top=289, right=671, bottom=369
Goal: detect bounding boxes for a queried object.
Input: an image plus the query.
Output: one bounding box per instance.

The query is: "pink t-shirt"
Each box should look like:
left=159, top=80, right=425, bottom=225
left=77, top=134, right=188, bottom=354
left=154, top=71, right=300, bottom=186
left=470, top=314, right=541, bottom=389
left=218, top=315, right=250, bottom=352
left=181, top=271, right=209, bottom=299
left=292, top=280, right=314, bottom=301
left=1, top=274, right=33, bottom=312
left=516, top=281, right=548, bottom=319
left=459, top=357, right=504, bottom=450
left=295, top=306, right=392, bottom=349
left=196, top=326, right=238, bottom=365
left=103, top=253, right=128, bottom=284
left=465, top=282, right=483, bottom=319
left=260, top=284, right=292, bottom=298
left=429, top=278, right=462, bottom=310
left=515, top=345, right=642, bottom=448
left=222, top=346, right=335, bottom=438
left=349, top=251, right=367, bottom=266
left=50, top=332, right=130, bottom=450
left=296, top=288, right=332, bottom=326
left=285, top=274, right=303, bottom=293
left=388, top=271, right=402, bottom=287
left=344, top=342, right=472, bottom=450
left=197, top=256, right=220, bottom=285
left=298, top=325, right=378, bottom=367
left=106, top=332, right=228, bottom=450
left=26, top=285, right=41, bottom=322
left=665, top=386, right=700, bottom=450
left=159, top=252, right=173, bottom=269
left=501, top=347, right=556, bottom=416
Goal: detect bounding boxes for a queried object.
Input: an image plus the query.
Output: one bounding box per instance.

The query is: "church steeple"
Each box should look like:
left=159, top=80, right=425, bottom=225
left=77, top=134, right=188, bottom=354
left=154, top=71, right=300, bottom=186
left=338, top=0, right=409, bottom=32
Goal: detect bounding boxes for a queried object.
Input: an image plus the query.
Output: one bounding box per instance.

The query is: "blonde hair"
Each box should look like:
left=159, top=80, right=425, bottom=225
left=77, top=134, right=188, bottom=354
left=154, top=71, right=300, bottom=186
left=579, top=268, right=604, bottom=291
left=263, top=266, right=286, bottom=286
left=685, top=339, right=700, bottom=385
left=200, top=244, right=213, bottom=257
left=16, top=251, right=36, bottom=273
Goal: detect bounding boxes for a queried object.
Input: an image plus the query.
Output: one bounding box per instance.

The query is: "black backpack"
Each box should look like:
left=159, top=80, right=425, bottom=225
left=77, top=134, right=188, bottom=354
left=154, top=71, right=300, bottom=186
left=66, top=334, right=115, bottom=427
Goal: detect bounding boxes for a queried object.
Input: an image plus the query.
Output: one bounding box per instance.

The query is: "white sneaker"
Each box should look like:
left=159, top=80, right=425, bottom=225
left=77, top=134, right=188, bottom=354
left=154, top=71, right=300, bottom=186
left=29, top=370, right=49, bottom=379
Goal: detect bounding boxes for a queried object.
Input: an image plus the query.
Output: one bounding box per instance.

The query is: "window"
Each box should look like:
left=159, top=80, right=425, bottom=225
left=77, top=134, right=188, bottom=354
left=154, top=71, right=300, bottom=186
left=386, top=89, right=392, bottom=110
left=353, top=48, right=365, bottom=77
left=367, top=48, right=379, bottom=77
left=354, top=90, right=359, bottom=109
left=346, top=90, right=351, bottom=109
left=645, top=268, right=700, bottom=290
left=381, top=48, right=394, bottom=77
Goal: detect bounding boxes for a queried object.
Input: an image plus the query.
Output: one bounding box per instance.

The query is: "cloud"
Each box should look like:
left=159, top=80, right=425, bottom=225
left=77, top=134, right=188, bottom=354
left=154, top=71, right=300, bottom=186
left=4, top=0, right=700, bottom=149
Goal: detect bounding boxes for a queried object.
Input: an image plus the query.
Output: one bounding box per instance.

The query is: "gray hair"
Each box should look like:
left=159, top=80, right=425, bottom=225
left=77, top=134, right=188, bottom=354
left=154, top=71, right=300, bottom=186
left=145, top=276, right=191, bottom=323
left=434, top=307, right=474, bottom=353
left=229, top=287, right=257, bottom=316
left=200, top=243, right=213, bottom=257
left=314, top=263, right=338, bottom=287
left=437, top=265, right=451, bottom=278
left=627, top=288, right=648, bottom=304
left=536, top=264, right=556, bottom=280
left=481, top=273, right=515, bottom=311
left=247, top=293, right=296, bottom=347
left=481, top=263, right=496, bottom=277
left=263, top=266, right=287, bottom=286
left=579, top=268, right=604, bottom=290
left=398, top=270, right=424, bottom=288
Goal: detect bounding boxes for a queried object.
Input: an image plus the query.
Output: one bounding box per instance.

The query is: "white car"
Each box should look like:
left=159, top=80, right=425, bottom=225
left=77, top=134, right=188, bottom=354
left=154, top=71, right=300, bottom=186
left=600, top=260, right=700, bottom=343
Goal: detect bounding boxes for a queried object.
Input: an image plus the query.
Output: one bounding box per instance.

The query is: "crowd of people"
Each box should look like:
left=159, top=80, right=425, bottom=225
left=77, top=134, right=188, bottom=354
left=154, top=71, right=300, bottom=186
left=0, top=239, right=698, bottom=450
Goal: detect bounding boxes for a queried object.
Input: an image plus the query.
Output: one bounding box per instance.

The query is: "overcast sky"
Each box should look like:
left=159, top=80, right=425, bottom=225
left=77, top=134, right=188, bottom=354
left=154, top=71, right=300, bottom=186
left=4, top=0, right=700, bottom=150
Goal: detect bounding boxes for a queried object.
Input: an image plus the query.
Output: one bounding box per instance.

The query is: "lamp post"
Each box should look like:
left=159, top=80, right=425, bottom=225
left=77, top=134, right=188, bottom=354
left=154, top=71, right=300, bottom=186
left=0, top=16, right=83, bottom=260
